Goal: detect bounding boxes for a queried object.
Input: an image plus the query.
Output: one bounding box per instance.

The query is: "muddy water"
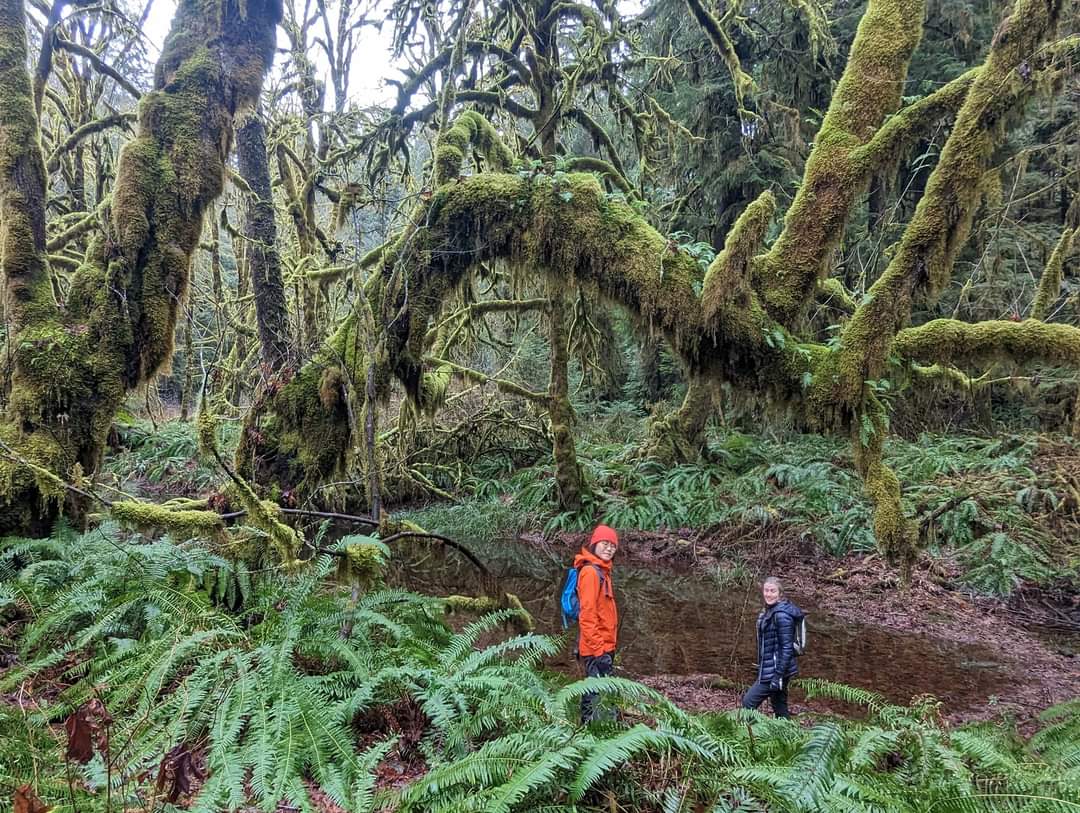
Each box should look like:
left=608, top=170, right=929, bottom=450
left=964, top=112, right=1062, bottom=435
left=390, top=539, right=1019, bottom=713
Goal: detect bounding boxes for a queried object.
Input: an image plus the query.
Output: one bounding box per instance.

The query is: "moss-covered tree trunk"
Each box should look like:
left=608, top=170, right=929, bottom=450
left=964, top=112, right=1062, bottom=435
left=0, top=0, right=52, bottom=338
left=547, top=283, right=584, bottom=510
left=0, top=0, right=280, bottom=533
left=237, top=112, right=293, bottom=375
left=641, top=376, right=713, bottom=464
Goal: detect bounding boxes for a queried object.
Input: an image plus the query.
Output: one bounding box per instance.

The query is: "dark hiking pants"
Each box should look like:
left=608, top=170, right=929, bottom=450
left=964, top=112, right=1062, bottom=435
left=581, top=652, right=613, bottom=722
left=741, top=680, right=790, bottom=718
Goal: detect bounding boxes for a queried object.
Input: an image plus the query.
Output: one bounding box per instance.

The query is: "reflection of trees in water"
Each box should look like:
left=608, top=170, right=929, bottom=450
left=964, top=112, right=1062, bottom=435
left=388, top=537, right=1016, bottom=710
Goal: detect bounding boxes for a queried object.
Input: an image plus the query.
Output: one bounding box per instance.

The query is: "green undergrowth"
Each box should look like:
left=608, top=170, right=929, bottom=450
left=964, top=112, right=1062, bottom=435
left=1, top=526, right=1078, bottom=813
left=101, top=415, right=240, bottom=498
left=98, top=416, right=1079, bottom=595
left=410, top=422, right=1080, bottom=597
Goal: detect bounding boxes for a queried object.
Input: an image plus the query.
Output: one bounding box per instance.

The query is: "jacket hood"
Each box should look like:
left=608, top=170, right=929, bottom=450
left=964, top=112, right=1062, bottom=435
left=765, top=598, right=800, bottom=618
left=574, top=547, right=613, bottom=573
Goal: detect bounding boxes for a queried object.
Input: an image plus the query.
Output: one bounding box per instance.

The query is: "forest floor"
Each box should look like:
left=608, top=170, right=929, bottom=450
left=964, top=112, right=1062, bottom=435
left=522, top=526, right=1080, bottom=727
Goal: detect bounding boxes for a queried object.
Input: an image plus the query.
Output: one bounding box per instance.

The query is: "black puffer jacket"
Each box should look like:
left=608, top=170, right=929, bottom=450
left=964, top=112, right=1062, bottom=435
left=756, top=599, right=800, bottom=685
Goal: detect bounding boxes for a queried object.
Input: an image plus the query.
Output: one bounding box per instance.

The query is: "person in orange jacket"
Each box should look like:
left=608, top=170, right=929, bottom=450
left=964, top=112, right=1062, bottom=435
left=575, top=524, right=619, bottom=722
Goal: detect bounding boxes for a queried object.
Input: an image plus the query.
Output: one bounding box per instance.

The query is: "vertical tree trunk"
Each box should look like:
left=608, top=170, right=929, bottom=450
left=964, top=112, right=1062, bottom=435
left=1, top=0, right=52, bottom=336
left=236, top=112, right=292, bottom=375
left=178, top=293, right=196, bottom=421
left=641, top=375, right=713, bottom=464
left=638, top=335, right=662, bottom=404
left=593, top=306, right=626, bottom=401
left=547, top=283, right=583, bottom=510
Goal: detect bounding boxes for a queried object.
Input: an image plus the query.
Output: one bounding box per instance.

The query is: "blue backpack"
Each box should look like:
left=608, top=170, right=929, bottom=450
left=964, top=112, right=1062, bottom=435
left=560, top=563, right=604, bottom=628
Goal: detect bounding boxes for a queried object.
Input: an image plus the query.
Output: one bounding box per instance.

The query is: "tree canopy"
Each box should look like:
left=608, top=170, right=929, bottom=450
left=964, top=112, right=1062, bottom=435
left=0, top=0, right=1077, bottom=579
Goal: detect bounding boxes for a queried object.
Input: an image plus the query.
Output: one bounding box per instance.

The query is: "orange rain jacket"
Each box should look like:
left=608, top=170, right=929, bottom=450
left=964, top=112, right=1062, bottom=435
left=574, top=547, right=618, bottom=657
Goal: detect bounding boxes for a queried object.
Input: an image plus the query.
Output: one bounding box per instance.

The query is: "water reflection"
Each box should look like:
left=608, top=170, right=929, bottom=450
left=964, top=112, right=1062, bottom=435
left=389, top=537, right=1018, bottom=712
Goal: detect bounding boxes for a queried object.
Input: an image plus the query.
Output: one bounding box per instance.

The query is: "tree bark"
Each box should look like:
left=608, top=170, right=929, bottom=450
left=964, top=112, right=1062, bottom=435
left=178, top=292, right=196, bottom=421
left=1, top=0, right=52, bottom=336
left=237, top=113, right=293, bottom=375
left=547, top=283, right=584, bottom=510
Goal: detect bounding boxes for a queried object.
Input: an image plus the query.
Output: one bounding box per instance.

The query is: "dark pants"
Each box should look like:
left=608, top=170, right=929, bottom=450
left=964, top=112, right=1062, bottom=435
left=741, top=680, right=790, bottom=718
left=581, top=652, right=613, bottom=722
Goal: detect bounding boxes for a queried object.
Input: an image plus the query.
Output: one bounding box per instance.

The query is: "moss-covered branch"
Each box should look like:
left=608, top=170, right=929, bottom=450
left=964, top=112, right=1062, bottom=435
left=425, top=357, right=549, bottom=403
left=895, top=319, right=1080, bottom=369
left=702, top=190, right=775, bottom=327
left=813, top=0, right=1074, bottom=426
left=241, top=166, right=817, bottom=500
left=562, top=156, right=633, bottom=196
left=817, top=277, right=858, bottom=313
left=851, top=69, right=978, bottom=169
left=565, top=107, right=631, bottom=185
left=434, top=110, right=514, bottom=185
left=54, top=34, right=143, bottom=100
left=45, top=112, right=136, bottom=173
left=754, top=0, right=926, bottom=324
left=1030, top=227, right=1076, bottom=320
left=683, top=0, right=755, bottom=114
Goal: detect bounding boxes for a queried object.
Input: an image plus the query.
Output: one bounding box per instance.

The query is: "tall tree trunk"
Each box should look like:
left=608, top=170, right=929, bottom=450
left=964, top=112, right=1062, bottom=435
left=1, top=0, right=52, bottom=337
left=547, top=284, right=583, bottom=510
left=236, top=113, right=292, bottom=375
left=178, top=291, right=196, bottom=421
left=0, top=0, right=281, bottom=533
left=593, top=306, right=626, bottom=401
left=638, top=335, right=662, bottom=404
left=641, top=376, right=713, bottom=464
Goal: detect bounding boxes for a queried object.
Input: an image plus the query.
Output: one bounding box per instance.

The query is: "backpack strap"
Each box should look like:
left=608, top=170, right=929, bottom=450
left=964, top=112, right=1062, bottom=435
left=577, top=563, right=609, bottom=597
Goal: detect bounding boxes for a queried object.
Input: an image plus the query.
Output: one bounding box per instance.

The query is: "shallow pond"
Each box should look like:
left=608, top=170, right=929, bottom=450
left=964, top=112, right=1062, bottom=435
left=389, top=537, right=1030, bottom=714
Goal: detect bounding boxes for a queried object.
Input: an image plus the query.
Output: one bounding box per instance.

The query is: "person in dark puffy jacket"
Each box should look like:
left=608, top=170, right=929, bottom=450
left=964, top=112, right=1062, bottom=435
left=741, top=576, right=798, bottom=718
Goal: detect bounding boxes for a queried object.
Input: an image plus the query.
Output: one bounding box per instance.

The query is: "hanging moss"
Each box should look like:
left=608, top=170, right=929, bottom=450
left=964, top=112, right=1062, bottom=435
left=851, top=410, right=918, bottom=580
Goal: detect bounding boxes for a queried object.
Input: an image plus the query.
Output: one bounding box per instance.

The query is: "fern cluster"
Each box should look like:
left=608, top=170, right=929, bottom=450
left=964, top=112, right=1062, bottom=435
left=2, top=527, right=1078, bottom=813
left=410, top=429, right=1078, bottom=596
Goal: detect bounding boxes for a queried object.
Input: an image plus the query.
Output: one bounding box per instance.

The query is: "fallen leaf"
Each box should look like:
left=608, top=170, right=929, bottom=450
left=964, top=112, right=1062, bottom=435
left=63, top=698, right=112, bottom=764
left=156, top=741, right=208, bottom=803
left=13, top=785, right=50, bottom=813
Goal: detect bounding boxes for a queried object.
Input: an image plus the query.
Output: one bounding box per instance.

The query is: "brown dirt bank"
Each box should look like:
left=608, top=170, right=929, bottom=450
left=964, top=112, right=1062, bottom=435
left=522, top=525, right=1080, bottom=725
